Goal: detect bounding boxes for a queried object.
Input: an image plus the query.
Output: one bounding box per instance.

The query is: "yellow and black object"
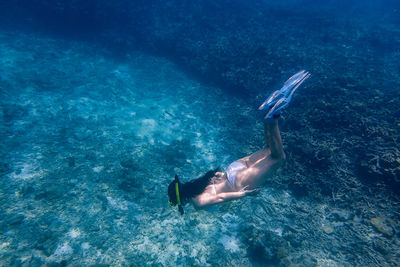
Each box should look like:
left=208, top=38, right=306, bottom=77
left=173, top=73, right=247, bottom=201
left=168, top=174, right=184, bottom=215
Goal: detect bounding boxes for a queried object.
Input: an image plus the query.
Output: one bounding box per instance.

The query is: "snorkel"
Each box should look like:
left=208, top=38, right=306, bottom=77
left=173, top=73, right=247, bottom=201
left=168, top=174, right=184, bottom=215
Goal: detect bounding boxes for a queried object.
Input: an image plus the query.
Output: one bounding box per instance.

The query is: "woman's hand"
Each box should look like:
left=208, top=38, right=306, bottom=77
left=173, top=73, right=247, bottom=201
left=244, top=188, right=261, bottom=196
left=240, top=185, right=261, bottom=196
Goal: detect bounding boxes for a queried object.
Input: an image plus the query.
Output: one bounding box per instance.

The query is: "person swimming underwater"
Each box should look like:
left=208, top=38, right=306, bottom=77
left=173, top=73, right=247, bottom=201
left=168, top=70, right=311, bottom=214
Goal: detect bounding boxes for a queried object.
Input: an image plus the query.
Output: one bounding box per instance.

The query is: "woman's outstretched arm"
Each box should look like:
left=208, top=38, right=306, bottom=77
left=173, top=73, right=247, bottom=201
left=193, top=189, right=258, bottom=208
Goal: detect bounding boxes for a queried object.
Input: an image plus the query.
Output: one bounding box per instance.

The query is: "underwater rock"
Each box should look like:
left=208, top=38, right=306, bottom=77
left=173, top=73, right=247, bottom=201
left=35, top=234, right=58, bottom=256
left=43, top=260, right=68, bottom=267
left=19, top=183, right=35, bottom=197
left=6, top=214, right=25, bottom=225
left=322, top=225, right=334, bottom=234
left=0, top=162, right=11, bottom=175
left=119, top=156, right=139, bottom=170
left=296, top=255, right=318, bottom=266
left=2, top=103, right=27, bottom=123
left=370, top=217, right=394, bottom=237
left=357, top=153, right=400, bottom=193
left=96, top=194, right=108, bottom=211
left=314, top=148, right=332, bottom=167
left=26, top=256, right=45, bottom=266
left=67, top=156, right=75, bottom=167
left=287, top=181, right=309, bottom=198
left=118, top=179, right=137, bottom=192
left=35, top=230, right=54, bottom=246
left=156, top=138, right=194, bottom=166
left=329, top=209, right=351, bottom=222
left=373, top=238, right=391, bottom=257
left=283, top=232, right=303, bottom=248
left=290, top=141, right=331, bottom=171
left=34, top=183, right=67, bottom=202
left=74, top=130, right=91, bottom=141
left=245, top=229, right=289, bottom=266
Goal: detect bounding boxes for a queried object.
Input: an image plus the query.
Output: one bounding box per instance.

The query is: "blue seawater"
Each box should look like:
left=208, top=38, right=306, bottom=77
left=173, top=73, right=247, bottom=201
left=0, top=1, right=399, bottom=266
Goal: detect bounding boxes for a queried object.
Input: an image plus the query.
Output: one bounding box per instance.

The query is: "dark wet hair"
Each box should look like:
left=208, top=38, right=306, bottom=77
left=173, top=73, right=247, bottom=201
left=168, top=168, right=219, bottom=210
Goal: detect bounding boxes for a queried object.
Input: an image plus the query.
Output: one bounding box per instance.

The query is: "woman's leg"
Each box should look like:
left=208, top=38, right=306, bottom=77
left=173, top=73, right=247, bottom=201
left=236, top=118, right=285, bottom=189
left=239, top=118, right=285, bottom=167
left=237, top=154, right=282, bottom=189
left=236, top=70, right=309, bottom=189
left=264, top=118, right=285, bottom=160
left=238, top=148, right=269, bottom=167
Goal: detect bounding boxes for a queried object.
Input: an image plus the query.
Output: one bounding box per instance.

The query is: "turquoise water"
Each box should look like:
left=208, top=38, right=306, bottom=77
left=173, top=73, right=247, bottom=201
left=0, top=32, right=259, bottom=265
left=1, top=1, right=400, bottom=266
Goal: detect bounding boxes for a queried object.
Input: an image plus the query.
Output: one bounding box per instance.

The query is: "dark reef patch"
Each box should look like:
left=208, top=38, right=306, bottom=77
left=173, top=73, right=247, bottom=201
left=244, top=228, right=290, bottom=266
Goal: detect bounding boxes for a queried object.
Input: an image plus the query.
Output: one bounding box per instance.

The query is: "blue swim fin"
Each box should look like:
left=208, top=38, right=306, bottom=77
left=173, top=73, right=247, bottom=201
left=259, top=70, right=311, bottom=119
left=258, top=70, right=310, bottom=112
